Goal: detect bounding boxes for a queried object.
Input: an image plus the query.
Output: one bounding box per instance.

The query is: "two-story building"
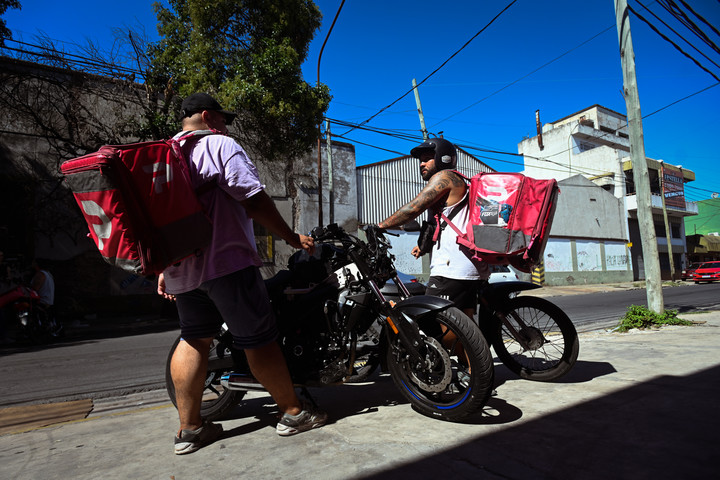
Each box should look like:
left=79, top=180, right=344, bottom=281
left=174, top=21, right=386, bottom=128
left=519, top=105, right=698, bottom=282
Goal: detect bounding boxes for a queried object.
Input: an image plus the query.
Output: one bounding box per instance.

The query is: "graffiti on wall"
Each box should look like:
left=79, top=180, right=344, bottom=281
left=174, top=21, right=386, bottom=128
left=605, top=242, right=630, bottom=270
left=544, top=239, right=573, bottom=272
left=576, top=241, right=602, bottom=271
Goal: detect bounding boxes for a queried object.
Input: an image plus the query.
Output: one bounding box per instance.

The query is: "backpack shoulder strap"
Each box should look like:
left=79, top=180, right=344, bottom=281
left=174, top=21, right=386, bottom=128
left=170, top=130, right=224, bottom=195
left=451, top=170, right=470, bottom=183
left=438, top=193, right=468, bottom=238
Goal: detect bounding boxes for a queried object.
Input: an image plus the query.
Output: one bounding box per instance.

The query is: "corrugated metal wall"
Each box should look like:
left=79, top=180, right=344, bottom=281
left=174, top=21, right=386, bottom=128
left=357, top=149, right=495, bottom=225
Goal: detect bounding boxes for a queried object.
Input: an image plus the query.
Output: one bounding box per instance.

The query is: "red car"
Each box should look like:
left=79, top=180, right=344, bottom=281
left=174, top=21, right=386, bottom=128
left=693, top=261, right=720, bottom=284
left=681, top=262, right=702, bottom=281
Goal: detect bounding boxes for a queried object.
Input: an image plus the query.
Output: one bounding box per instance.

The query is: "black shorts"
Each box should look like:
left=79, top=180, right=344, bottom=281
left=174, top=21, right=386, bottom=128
left=174, top=267, right=278, bottom=349
left=425, top=276, right=479, bottom=311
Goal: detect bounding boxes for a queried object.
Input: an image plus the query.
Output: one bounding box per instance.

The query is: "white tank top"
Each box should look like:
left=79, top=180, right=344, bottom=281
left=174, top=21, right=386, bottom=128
left=429, top=193, right=489, bottom=280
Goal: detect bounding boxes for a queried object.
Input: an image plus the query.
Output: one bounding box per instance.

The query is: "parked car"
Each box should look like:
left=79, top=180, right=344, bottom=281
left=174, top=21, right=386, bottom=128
left=488, top=264, right=520, bottom=283
left=692, top=261, right=720, bottom=284
left=681, top=262, right=702, bottom=281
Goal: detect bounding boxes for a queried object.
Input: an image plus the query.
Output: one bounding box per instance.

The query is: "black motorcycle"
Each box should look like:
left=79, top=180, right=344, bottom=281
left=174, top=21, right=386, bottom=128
left=165, top=224, right=495, bottom=422
left=347, top=279, right=579, bottom=384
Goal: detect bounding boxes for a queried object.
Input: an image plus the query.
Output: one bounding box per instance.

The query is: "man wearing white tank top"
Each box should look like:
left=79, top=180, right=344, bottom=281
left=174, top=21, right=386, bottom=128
left=377, top=137, right=489, bottom=320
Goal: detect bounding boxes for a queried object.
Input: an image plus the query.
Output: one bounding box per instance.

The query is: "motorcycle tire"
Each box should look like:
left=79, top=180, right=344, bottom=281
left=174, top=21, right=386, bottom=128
left=491, top=296, right=579, bottom=382
left=165, top=334, right=245, bottom=421
left=385, top=306, right=494, bottom=422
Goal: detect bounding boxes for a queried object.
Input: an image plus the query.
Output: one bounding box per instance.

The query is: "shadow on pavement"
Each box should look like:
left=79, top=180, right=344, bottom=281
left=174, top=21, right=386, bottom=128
left=358, top=364, right=720, bottom=479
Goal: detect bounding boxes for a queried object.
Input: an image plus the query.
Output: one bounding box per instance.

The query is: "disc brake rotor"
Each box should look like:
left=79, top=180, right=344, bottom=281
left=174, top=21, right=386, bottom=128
left=407, top=336, right=452, bottom=392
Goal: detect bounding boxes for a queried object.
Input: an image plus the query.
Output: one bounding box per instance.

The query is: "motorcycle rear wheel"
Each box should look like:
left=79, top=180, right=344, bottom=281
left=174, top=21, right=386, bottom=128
left=492, top=296, right=579, bottom=382
left=386, top=306, right=494, bottom=422
left=165, top=334, right=245, bottom=421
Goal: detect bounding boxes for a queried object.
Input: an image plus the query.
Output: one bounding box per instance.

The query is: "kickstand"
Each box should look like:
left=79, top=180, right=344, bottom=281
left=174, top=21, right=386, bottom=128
left=299, top=386, right=318, bottom=408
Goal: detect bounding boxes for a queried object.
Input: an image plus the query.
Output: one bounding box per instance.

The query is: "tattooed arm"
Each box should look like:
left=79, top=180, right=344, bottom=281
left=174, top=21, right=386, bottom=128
left=378, top=170, right=465, bottom=229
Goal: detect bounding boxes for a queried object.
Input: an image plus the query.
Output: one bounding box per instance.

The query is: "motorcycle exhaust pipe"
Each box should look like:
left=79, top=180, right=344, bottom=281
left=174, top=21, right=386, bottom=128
left=220, top=373, right=265, bottom=391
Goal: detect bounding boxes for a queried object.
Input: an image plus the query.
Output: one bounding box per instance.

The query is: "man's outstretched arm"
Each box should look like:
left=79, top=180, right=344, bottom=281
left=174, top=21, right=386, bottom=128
left=378, top=170, right=459, bottom=229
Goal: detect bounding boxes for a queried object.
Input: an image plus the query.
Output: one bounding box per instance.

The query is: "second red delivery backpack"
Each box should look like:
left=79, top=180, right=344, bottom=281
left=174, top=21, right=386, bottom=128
left=442, top=172, right=559, bottom=273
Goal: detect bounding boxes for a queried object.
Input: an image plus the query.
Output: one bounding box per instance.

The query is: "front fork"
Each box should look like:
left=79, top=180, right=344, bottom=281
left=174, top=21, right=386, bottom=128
left=478, top=295, right=535, bottom=352
left=383, top=294, right=455, bottom=367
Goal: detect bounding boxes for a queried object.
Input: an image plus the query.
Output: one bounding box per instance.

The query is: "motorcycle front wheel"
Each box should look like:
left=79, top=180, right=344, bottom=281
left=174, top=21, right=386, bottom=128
left=386, top=306, right=494, bottom=422
left=492, top=296, right=579, bottom=382
left=165, top=333, right=245, bottom=421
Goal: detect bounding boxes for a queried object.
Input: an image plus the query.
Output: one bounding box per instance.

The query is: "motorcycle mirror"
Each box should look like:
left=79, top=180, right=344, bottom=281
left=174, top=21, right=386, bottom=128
left=402, top=220, right=421, bottom=232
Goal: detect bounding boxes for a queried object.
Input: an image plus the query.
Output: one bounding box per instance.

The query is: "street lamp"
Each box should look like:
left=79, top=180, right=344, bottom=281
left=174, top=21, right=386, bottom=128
left=316, top=0, right=346, bottom=227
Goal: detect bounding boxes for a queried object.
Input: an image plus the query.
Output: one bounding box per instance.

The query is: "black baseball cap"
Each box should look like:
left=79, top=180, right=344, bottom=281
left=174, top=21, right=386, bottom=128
left=181, top=93, right=237, bottom=124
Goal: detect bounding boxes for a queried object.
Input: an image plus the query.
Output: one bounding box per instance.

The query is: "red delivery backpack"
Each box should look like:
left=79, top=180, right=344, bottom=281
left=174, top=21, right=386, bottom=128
left=441, top=172, right=559, bottom=273
left=60, top=131, right=216, bottom=276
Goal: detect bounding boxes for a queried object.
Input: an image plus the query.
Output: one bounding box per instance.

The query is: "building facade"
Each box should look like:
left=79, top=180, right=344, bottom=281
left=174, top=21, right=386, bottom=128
left=684, top=198, right=720, bottom=263
left=519, top=105, right=697, bottom=283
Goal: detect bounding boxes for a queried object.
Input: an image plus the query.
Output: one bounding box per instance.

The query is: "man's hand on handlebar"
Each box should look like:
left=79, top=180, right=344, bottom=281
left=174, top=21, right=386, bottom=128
left=287, top=233, right=316, bottom=255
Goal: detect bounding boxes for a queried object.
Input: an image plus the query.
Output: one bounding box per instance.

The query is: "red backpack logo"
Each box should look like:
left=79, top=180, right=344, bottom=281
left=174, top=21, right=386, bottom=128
left=443, top=172, right=559, bottom=273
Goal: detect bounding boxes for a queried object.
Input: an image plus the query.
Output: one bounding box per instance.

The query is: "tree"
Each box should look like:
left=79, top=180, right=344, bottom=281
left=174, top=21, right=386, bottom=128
left=148, top=0, right=331, bottom=161
left=0, top=0, right=20, bottom=47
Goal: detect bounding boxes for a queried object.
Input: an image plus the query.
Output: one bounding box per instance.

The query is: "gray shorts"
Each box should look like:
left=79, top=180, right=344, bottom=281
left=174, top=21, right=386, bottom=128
left=175, top=266, right=278, bottom=349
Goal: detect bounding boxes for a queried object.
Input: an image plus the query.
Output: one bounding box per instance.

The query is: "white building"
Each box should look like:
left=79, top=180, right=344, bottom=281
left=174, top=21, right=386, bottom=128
left=519, top=105, right=697, bottom=282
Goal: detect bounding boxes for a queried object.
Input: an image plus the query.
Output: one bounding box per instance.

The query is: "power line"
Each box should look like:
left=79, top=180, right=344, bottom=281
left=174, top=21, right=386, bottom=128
left=431, top=25, right=616, bottom=128
left=339, top=0, right=518, bottom=137
left=628, top=4, right=720, bottom=82
left=673, top=0, right=720, bottom=40
left=634, top=0, right=720, bottom=71
left=2, top=38, right=143, bottom=79
left=657, top=0, right=720, bottom=55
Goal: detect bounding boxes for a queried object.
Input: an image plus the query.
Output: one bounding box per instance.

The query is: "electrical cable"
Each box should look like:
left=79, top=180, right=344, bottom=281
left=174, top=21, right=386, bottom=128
left=634, top=0, right=720, bottom=71
left=656, top=0, right=720, bottom=55
left=431, top=25, right=616, bottom=128
left=628, top=4, right=720, bottom=82
left=674, top=0, right=720, bottom=39
left=339, top=0, right=518, bottom=137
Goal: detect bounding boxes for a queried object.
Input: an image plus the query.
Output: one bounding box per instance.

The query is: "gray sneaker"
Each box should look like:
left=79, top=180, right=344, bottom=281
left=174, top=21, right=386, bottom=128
left=174, top=420, right=223, bottom=455
left=276, top=403, right=328, bottom=436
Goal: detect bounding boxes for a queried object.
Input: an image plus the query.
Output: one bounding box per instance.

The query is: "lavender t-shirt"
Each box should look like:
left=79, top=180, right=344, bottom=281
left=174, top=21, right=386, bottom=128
left=163, top=133, right=264, bottom=294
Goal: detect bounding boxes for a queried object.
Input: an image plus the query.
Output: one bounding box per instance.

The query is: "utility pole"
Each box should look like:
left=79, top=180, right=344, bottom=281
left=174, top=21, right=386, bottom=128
left=659, top=162, right=676, bottom=281
left=412, top=79, right=429, bottom=140
left=326, top=119, right=334, bottom=225
left=615, top=0, right=664, bottom=312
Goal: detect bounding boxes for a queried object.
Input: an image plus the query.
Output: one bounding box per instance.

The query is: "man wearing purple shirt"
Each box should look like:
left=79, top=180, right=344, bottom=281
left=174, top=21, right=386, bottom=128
left=158, top=93, right=326, bottom=455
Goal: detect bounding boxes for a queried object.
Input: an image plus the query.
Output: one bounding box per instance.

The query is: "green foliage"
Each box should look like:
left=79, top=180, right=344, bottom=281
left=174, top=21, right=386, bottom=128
left=146, top=0, right=331, bottom=160
left=615, top=305, right=693, bottom=332
left=0, top=0, right=21, bottom=46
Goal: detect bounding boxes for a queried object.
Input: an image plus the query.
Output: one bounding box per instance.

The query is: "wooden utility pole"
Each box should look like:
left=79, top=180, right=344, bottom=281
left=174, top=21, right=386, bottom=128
left=615, top=0, right=664, bottom=312
left=412, top=79, right=429, bottom=140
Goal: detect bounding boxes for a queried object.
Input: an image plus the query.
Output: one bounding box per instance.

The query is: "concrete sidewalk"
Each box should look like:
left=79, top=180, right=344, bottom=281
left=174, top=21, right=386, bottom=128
left=1, top=308, right=718, bottom=479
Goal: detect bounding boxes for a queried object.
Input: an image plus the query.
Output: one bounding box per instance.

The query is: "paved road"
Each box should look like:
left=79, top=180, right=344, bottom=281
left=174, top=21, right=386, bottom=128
left=1, top=282, right=717, bottom=407
left=0, top=329, right=179, bottom=407
left=541, top=282, right=720, bottom=332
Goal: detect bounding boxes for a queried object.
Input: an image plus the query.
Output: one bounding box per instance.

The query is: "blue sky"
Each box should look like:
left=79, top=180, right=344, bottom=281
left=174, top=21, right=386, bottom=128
left=4, top=0, right=719, bottom=201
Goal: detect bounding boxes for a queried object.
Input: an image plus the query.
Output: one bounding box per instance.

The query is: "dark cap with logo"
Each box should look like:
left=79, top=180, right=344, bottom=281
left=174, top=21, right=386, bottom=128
left=181, top=93, right=237, bottom=124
